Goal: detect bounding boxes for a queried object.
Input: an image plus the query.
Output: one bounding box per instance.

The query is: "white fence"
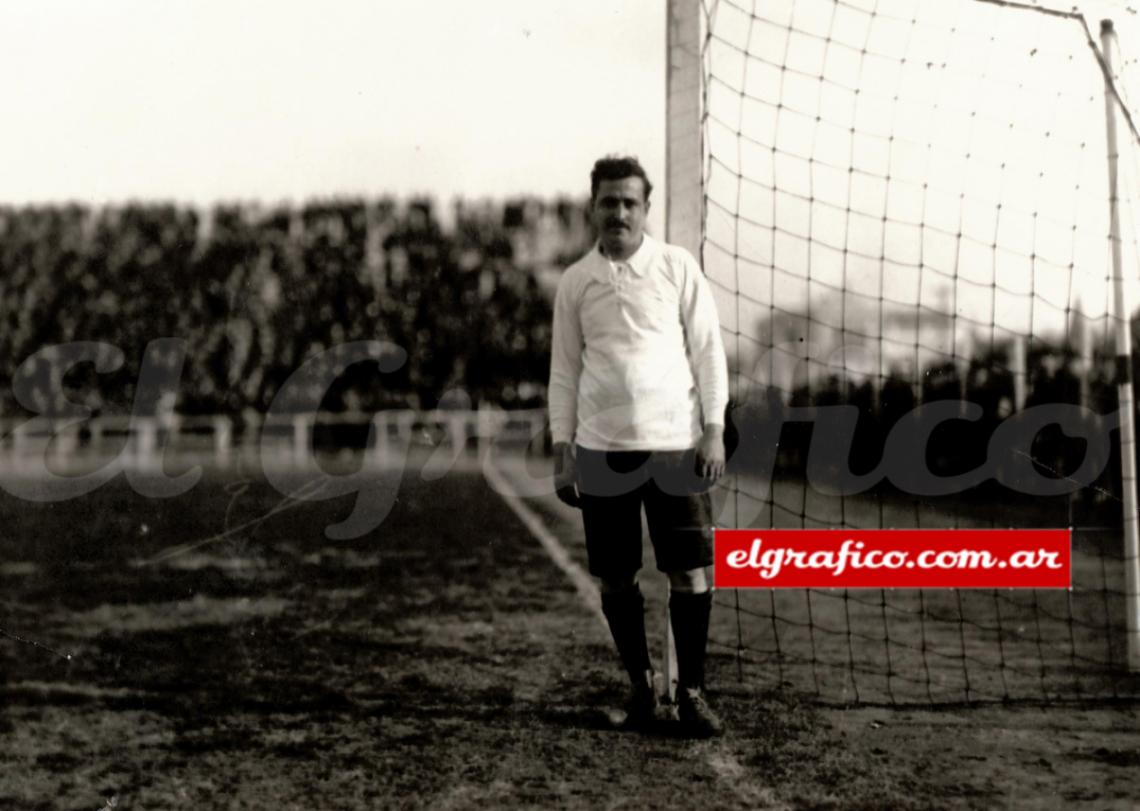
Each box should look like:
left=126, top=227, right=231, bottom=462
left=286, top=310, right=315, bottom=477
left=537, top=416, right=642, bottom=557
left=0, top=408, right=550, bottom=467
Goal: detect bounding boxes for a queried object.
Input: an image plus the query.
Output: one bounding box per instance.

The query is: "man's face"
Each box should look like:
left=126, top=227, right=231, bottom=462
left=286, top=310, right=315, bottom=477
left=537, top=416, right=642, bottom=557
left=592, top=176, right=649, bottom=259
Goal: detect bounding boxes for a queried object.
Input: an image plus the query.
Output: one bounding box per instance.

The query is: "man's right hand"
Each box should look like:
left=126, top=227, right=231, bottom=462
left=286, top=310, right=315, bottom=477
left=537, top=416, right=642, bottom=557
left=553, top=442, right=581, bottom=508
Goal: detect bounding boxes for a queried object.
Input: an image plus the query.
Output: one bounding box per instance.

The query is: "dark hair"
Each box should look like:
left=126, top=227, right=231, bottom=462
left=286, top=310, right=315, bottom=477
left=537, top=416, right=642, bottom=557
left=590, top=155, right=653, bottom=202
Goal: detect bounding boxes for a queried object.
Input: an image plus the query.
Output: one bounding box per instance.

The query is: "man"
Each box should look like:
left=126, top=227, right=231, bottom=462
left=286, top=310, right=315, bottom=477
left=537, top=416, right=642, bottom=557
left=548, top=155, right=728, bottom=737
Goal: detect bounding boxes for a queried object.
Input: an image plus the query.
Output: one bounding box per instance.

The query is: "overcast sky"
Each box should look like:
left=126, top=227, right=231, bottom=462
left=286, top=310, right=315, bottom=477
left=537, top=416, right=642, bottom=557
left=0, top=1, right=666, bottom=228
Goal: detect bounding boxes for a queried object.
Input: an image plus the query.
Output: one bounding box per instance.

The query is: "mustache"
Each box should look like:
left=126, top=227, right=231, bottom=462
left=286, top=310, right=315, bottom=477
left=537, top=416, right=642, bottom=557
left=605, top=220, right=629, bottom=229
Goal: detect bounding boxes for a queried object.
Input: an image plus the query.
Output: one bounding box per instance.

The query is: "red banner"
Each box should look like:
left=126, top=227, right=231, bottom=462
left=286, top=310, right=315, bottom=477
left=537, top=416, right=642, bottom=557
left=713, top=529, right=1071, bottom=589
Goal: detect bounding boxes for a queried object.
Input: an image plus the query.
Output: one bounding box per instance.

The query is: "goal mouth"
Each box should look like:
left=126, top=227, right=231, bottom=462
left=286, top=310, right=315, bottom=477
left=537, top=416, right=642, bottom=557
left=669, top=0, right=1140, bottom=703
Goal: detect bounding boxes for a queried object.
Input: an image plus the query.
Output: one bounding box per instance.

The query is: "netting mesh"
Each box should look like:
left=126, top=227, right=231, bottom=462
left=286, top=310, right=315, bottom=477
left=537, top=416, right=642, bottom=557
left=699, top=0, right=1140, bottom=703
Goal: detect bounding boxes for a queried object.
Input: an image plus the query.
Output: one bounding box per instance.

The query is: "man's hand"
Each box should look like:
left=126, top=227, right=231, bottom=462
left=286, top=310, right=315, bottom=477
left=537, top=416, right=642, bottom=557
left=695, top=425, right=726, bottom=483
left=553, top=442, right=581, bottom=508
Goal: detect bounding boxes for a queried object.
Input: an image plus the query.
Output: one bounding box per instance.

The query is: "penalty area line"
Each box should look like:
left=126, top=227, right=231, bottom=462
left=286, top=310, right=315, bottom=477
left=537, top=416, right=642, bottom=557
left=484, top=460, right=789, bottom=811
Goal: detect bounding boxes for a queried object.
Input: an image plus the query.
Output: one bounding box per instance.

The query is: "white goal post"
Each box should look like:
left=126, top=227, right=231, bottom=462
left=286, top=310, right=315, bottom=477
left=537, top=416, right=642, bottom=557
left=664, top=0, right=705, bottom=700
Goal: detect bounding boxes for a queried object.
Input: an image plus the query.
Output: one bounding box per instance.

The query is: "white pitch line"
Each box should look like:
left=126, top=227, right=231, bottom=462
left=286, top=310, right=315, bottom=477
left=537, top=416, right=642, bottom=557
left=482, top=461, right=605, bottom=628
left=485, top=459, right=789, bottom=811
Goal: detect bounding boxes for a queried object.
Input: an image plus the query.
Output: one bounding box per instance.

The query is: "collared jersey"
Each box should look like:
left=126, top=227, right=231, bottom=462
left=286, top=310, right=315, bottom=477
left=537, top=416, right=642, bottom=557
left=548, top=233, right=728, bottom=451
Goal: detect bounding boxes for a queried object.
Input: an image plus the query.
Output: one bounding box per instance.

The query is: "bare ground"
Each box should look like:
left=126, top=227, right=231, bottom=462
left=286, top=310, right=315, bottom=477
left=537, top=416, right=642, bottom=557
left=0, top=450, right=1137, bottom=809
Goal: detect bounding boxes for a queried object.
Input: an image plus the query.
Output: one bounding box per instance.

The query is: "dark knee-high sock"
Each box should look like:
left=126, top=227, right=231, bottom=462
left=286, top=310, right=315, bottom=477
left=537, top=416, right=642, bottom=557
left=669, top=590, right=713, bottom=691
left=600, top=585, right=652, bottom=686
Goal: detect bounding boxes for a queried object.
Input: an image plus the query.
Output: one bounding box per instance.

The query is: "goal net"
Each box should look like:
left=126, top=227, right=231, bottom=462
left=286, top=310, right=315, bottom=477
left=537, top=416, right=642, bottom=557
left=672, top=0, right=1140, bottom=703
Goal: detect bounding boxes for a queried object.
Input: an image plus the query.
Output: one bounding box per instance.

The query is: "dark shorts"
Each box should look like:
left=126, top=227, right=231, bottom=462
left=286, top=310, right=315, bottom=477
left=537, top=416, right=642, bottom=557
left=576, top=445, right=715, bottom=581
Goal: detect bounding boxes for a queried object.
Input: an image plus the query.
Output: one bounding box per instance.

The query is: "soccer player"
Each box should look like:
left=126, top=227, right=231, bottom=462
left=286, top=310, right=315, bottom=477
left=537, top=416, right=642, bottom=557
left=548, top=155, right=728, bottom=737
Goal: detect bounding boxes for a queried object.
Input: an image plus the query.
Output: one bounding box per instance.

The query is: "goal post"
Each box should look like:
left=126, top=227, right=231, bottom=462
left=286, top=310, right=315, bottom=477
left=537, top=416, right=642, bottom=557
left=1100, top=18, right=1140, bottom=673
left=666, top=0, right=704, bottom=261
left=666, top=0, right=1140, bottom=702
left=663, top=0, right=705, bottom=702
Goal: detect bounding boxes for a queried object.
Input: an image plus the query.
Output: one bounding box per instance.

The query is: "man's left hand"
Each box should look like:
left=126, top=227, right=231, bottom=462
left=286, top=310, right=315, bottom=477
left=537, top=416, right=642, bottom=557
left=695, top=425, right=726, bottom=483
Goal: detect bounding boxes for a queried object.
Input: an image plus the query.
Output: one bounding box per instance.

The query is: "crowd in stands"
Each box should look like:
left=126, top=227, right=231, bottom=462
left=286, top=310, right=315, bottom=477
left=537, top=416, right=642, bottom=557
left=1, top=196, right=1135, bottom=508
left=731, top=339, right=1129, bottom=515
left=0, top=198, right=590, bottom=419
